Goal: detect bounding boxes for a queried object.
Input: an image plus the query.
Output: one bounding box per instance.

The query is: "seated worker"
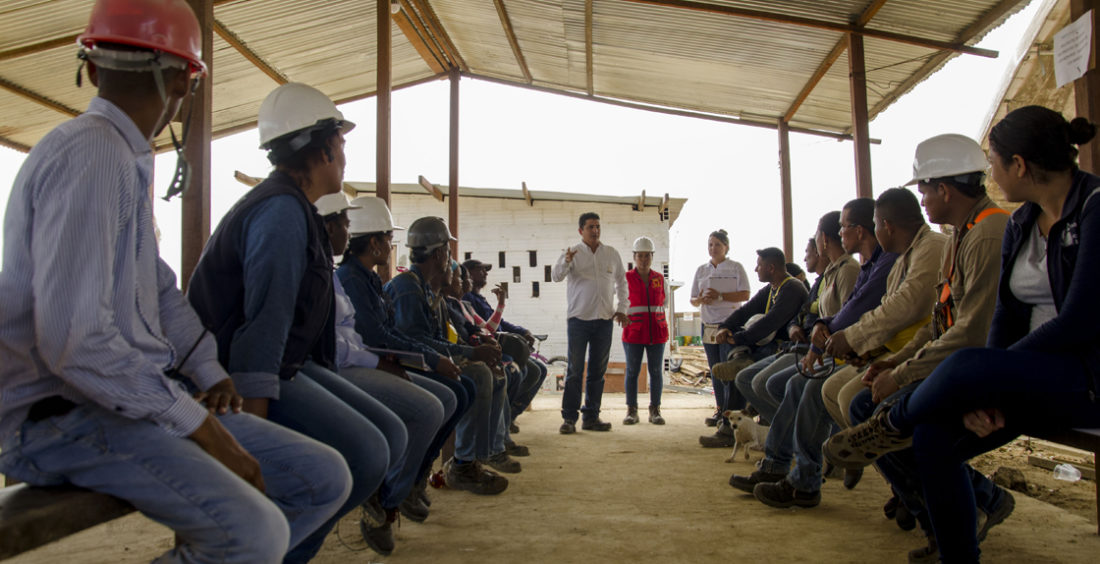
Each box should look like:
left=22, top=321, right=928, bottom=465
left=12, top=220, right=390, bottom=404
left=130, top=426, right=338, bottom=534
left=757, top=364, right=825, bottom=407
left=825, top=107, right=1100, bottom=562
left=699, top=248, right=808, bottom=448
left=316, top=193, right=456, bottom=555
left=335, top=198, right=485, bottom=497
left=0, top=3, right=350, bottom=562
left=385, top=217, right=513, bottom=493
left=188, top=82, right=401, bottom=562
left=735, top=221, right=859, bottom=426
left=463, top=259, right=547, bottom=434
left=729, top=198, right=897, bottom=494
left=441, top=262, right=531, bottom=464
left=740, top=189, right=946, bottom=509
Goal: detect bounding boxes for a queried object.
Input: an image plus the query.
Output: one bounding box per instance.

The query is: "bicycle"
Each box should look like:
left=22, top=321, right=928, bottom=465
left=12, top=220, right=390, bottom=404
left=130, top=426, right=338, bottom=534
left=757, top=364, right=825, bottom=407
left=530, top=334, right=568, bottom=390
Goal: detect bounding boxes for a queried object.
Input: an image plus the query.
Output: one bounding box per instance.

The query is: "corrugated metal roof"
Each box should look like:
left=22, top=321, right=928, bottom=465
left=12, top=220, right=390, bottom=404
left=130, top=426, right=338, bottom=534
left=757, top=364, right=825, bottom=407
left=0, top=0, right=1030, bottom=152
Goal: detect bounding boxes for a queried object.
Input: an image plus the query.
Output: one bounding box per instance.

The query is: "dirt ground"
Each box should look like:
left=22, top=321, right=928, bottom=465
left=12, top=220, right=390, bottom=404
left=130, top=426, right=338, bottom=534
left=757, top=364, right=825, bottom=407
left=9, top=391, right=1100, bottom=563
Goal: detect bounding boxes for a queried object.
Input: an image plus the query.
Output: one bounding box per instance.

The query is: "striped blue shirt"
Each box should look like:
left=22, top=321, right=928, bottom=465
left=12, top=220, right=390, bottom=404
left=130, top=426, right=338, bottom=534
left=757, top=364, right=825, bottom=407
left=0, top=97, right=222, bottom=441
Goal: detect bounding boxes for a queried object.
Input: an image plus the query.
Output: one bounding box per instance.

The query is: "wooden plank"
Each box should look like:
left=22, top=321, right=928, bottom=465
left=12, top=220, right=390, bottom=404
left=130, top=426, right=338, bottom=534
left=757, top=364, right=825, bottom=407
left=585, top=0, right=594, bottom=95
left=1027, top=455, right=1096, bottom=481
left=778, top=119, right=794, bottom=260
left=408, top=0, right=468, bottom=72
left=377, top=0, right=392, bottom=205
left=449, top=70, right=460, bottom=259
left=522, top=181, right=533, bottom=207
left=1072, top=0, right=1100, bottom=173
left=393, top=7, right=447, bottom=74
left=418, top=174, right=445, bottom=201
left=626, top=0, right=998, bottom=58
left=0, top=485, right=134, bottom=560
left=637, top=189, right=646, bottom=211
left=848, top=32, right=873, bottom=199
left=0, top=135, right=31, bottom=153
left=0, top=34, right=80, bottom=62
left=181, top=0, right=213, bottom=290
left=659, top=193, right=669, bottom=214
left=493, top=0, right=532, bottom=83
left=0, top=77, right=80, bottom=117
left=783, top=0, right=888, bottom=122
left=233, top=170, right=262, bottom=187
left=212, top=19, right=288, bottom=84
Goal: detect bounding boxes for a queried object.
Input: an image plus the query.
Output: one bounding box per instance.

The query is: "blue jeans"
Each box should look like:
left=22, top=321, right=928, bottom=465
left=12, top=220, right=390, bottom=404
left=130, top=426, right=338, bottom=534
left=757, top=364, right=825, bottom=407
left=411, top=370, right=470, bottom=478
left=331, top=366, right=446, bottom=508
left=510, top=359, right=546, bottom=419
left=758, top=358, right=834, bottom=479
left=454, top=362, right=507, bottom=461
left=562, top=318, right=613, bottom=422
left=849, top=385, right=1004, bottom=533
left=887, top=348, right=1100, bottom=562
left=703, top=332, right=737, bottom=411
left=735, top=352, right=797, bottom=424
left=0, top=403, right=351, bottom=564
left=623, top=342, right=665, bottom=407
left=268, top=364, right=392, bottom=562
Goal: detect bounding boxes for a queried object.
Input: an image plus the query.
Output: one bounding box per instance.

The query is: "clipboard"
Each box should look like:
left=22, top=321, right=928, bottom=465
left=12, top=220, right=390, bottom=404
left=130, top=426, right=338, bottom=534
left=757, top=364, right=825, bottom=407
left=366, top=347, right=430, bottom=371
left=702, top=323, right=722, bottom=345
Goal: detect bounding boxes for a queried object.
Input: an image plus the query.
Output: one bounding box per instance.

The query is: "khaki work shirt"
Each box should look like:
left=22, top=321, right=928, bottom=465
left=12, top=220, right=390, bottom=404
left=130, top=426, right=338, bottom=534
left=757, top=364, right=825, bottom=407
left=844, top=224, right=947, bottom=356
left=887, top=198, right=1009, bottom=387
left=816, top=253, right=860, bottom=318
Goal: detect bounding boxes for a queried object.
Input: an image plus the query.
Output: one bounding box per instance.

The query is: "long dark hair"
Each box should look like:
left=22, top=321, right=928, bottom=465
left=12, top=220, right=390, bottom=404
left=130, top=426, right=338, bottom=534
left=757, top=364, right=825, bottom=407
left=989, top=105, right=1096, bottom=177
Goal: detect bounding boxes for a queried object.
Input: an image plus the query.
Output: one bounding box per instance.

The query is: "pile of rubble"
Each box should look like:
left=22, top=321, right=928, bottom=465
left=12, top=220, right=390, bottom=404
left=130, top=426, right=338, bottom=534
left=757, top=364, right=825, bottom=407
left=668, top=345, right=712, bottom=388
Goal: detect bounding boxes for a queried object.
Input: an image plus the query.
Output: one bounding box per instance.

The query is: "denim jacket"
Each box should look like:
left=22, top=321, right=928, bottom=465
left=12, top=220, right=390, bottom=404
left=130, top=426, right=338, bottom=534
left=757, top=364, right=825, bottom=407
left=385, top=265, right=474, bottom=360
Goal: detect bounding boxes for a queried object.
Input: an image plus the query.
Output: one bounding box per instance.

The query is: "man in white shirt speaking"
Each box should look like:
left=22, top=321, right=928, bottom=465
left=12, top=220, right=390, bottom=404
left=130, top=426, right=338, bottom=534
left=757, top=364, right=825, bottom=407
left=552, top=212, right=630, bottom=434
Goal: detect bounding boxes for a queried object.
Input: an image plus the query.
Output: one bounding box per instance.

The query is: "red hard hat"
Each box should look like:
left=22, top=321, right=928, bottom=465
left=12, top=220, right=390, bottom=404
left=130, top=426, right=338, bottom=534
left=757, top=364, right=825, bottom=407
left=78, top=0, right=206, bottom=75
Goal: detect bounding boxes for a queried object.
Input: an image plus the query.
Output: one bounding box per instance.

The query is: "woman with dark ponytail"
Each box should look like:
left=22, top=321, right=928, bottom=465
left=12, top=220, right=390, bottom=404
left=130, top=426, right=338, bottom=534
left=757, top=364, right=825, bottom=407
left=824, top=105, right=1100, bottom=561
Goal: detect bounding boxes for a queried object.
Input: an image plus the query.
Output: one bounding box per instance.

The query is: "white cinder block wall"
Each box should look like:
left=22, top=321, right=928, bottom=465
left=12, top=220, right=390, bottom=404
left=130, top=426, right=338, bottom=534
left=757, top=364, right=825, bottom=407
left=384, top=194, right=674, bottom=364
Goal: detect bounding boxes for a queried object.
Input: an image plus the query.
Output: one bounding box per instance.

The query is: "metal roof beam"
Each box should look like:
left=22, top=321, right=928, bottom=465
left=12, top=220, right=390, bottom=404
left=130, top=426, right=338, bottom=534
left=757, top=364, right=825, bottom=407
left=866, top=0, right=1025, bottom=119
left=585, top=0, right=594, bottom=95
left=626, top=0, right=998, bottom=58
left=465, top=72, right=881, bottom=143
left=212, top=19, right=288, bottom=84
left=493, top=0, right=532, bottom=83
left=0, top=76, right=80, bottom=117
left=394, top=1, right=448, bottom=73
left=784, top=0, right=889, bottom=122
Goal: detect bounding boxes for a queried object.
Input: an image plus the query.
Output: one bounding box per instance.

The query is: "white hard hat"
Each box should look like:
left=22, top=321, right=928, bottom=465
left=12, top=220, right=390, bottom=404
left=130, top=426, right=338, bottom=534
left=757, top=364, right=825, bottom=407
left=906, top=134, right=987, bottom=186
left=633, top=236, right=655, bottom=252
left=258, top=83, right=356, bottom=150
left=313, top=192, right=359, bottom=217
left=348, top=197, right=404, bottom=234
left=744, top=313, right=777, bottom=346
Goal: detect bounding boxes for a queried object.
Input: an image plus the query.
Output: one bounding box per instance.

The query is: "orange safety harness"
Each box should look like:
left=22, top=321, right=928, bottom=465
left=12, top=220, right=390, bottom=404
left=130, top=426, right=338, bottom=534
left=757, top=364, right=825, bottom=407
left=933, top=207, right=1009, bottom=337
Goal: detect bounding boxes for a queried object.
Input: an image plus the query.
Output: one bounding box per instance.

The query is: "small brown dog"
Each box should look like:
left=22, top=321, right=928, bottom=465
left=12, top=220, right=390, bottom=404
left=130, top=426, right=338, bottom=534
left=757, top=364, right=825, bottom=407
left=722, top=409, right=768, bottom=462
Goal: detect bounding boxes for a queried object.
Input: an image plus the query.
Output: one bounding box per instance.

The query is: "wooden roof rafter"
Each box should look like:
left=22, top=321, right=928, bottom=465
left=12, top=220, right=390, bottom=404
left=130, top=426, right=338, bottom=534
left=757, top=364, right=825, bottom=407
left=0, top=35, right=81, bottom=62
left=585, top=0, right=594, bottom=95
left=406, top=0, right=468, bottom=72
left=0, top=135, right=32, bottom=153
left=522, top=181, right=533, bottom=206
left=784, top=0, right=890, bottom=123
left=625, top=0, right=998, bottom=58
left=492, top=0, right=533, bottom=83
left=212, top=19, right=288, bottom=84
left=418, top=174, right=445, bottom=200
left=0, top=76, right=80, bottom=117
left=394, top=0, right=449, bottom=73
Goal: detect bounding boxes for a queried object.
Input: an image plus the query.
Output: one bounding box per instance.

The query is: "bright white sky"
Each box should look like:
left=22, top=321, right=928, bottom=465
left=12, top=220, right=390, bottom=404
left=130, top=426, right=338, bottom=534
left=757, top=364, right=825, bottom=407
left=0, top=1, right=1043, bottom=308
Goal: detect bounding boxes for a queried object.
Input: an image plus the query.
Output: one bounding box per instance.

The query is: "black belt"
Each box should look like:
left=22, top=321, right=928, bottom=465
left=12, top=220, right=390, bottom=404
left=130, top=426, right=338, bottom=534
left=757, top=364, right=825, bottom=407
left=27, top=396, right=78, bottom=422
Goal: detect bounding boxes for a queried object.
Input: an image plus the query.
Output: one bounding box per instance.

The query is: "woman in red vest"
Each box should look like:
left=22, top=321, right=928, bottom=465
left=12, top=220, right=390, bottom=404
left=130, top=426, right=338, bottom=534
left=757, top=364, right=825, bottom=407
left=622, top=236, right=671, bottom=425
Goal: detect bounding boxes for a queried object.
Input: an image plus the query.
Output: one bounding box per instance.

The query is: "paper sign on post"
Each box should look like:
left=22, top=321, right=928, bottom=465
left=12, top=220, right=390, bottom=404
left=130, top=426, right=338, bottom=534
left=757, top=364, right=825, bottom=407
left=1055, top=9, right=1093, bottom=88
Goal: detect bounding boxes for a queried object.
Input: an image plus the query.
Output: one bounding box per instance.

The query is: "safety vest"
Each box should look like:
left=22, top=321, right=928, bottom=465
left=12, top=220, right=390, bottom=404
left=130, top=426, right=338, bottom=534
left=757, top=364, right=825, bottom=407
left=934, top=207, right=1010, bottom=337
left=623, top=269, right=669, bottom=345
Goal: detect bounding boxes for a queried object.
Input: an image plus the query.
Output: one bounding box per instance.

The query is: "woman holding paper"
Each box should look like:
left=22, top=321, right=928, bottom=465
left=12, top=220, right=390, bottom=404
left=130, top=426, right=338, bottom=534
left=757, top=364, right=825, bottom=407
left=690, top=229, right=752, bottom=426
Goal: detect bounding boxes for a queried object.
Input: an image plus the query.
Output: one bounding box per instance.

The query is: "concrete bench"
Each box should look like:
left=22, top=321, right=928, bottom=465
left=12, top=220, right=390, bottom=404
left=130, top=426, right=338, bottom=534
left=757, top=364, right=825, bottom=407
left=0, top=484, right=134, bottom=559
left=1029, top=428, right=1100, bottom=534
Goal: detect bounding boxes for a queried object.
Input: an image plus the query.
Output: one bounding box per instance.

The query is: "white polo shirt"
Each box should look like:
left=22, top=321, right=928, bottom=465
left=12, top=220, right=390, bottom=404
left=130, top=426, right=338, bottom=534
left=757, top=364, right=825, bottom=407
left=691, top=258, right=750, bottom=324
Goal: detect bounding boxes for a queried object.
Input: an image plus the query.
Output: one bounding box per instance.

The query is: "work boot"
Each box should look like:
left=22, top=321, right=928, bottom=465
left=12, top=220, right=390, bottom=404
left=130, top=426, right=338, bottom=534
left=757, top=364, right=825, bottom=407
left=896, top=503, right=917, bottom=531
left=753, top=479, right=821, bottom=509
left=504, top=439, right=530, bottom=457
left=705, top=409, right=722, bottom=427
left=360, top=507, right=397, bottom=556
left=843, top=467, right=864, bottom=490
left=444, top=458, right=508, bottom=495
left=398, top=487, right=430, bottom=523
left=559, top=419, right=577, bottom=434
left=414, top=476, right=431, bottom=507
left=648, top=406, right=665, bottom=425
left=822, top=403, right=911, bottom=469
left=623, top=406, right=640, bottom=425
left=362, top=492, right=385, bottom=527
left=509, top=421, right=520, bottom=434
left=729, top=469, right=787, bottom=493
left=977, top=490, right=1015, bottom=542
left=711, top=352, right=754, bottom=382
left=484, top=451, right=522, bottom=474
left=883, top=495, right=900, bottom=519
left=581, top=418, right=612, bottom=431
left=908, top=532, right=939, bottom=563
left=699, top=419, right=735, bottom=448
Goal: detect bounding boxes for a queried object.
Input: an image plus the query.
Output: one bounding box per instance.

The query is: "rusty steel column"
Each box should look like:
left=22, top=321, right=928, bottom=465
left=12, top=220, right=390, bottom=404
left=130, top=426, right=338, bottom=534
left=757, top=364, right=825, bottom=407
left=1072, top=0, right=1100, bottom=173
left=848, top=32, right=873, bottom=199
left=180, top=0, right=212, bottom=289
left=448, top=69, right=459, bottom=259
left=778, top=119, right=794, bottom=261
left=376, top=0, right=391, bottom=204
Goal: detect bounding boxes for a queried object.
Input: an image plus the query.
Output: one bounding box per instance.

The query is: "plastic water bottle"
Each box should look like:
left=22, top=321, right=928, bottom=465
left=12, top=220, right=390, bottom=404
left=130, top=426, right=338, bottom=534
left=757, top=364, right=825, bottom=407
left=1053, top=463, right=1083, bottom=482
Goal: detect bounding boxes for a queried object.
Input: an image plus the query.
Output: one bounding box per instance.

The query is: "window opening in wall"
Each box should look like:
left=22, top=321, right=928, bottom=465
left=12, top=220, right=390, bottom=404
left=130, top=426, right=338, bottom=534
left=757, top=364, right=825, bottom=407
left=512, top=266, right=521, bottom=283
left=662, top=264, right=669, bottom=277
left=529, top=250, right=537, bottom=267
left=532, top=281, right=540, bottom=298
left=627, top=262, right=633, bottom=271
left=464, top=252, right=472, bottom=261
left=544, top=265, right=552, bottom=282
left=498, top=251, right=506, bottom=268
